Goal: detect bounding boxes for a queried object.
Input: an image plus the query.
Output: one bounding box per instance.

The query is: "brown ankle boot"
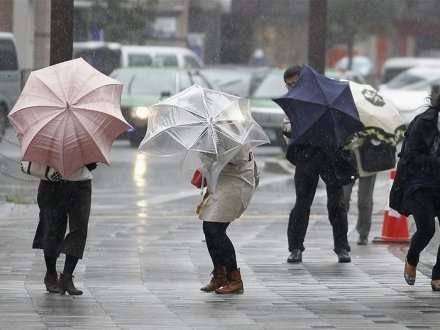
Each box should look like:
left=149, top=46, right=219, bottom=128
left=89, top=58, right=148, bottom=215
left=200, top=266, right=226, bottom=292
left=215, top=268, right=244, bottom=294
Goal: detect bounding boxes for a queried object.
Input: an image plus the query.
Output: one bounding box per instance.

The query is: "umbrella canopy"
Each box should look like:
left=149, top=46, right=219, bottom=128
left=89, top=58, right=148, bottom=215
left=8, top=58, right=131, bottom=176
left=139, top=84, right=269, bottom=191
left=349, top=81, right=403, bottom=135
left=273, top=65, right=364, bottom=147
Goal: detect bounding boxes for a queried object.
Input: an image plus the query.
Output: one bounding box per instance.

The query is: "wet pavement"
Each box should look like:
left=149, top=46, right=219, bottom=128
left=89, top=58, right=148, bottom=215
left=1, top=128, right=440, bottom=330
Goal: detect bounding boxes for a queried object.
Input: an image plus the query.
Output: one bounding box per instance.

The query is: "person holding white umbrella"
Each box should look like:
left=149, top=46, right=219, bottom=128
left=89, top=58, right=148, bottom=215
left=139, top=85, right=269, bottom=294
left=343, top=82, right=404, bottom=245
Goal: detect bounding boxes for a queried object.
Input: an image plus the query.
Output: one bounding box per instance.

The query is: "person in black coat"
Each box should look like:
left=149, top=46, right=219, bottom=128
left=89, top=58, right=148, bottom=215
left=282, top=66, right=355, bottom=264
left=398, top=85, right=440, bottom=291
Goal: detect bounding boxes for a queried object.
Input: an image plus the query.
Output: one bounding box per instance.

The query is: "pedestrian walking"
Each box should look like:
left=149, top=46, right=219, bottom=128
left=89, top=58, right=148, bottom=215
left=29, top=162, right=97, bottom=295
left=197, top=147, right=258, bottom=294
left=392, top=85, right=440, bottom=291
left=279, top=65, right=358, bottom=264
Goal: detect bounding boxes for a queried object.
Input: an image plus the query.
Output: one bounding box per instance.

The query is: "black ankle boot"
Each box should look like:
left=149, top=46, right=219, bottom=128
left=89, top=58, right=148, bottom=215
left=59, top=273, right=83, bottom=295
left=44, top=271, right=60, bottom=293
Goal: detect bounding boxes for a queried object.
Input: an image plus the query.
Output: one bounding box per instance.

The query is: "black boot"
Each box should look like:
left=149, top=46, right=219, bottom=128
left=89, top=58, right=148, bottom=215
left=44, top=271, right=60, bottom=293
left=336, top=249, right=351, bottom=263
left=59, top=273, right=83, bottom=295
left=287, top=249, right=302, bottom=263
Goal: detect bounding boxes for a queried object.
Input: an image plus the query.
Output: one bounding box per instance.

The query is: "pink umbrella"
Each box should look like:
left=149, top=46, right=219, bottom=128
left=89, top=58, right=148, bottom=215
left=8, top=58, right=131, bottom=177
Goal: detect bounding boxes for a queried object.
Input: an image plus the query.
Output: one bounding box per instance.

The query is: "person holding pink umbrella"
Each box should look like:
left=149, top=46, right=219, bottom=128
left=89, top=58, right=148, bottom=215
left=9, top=58, right=131, bottom=295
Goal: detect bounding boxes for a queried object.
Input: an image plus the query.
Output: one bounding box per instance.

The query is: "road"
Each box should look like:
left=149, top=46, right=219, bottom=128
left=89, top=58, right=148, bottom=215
left=1, top=128, right=440, bottom=330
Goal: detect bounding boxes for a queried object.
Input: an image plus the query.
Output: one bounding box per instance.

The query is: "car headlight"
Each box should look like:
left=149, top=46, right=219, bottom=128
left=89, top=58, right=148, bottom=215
left=131, top=106, right=150, bottom=120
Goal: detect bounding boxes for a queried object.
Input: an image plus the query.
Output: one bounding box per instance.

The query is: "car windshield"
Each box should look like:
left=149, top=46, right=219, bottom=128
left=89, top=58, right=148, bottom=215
left=403, top=76, right=440, bottom=91
left=112, top=70, right=177, bottom=95
left=202, top=69, right=253, bottom=97
left=252, top=70, right=285, bottom=98
left=386, top=70, right=426, bottom=89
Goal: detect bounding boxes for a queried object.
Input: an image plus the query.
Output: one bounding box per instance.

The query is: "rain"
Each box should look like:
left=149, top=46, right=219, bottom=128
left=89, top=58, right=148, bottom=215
left=2, top=0, right=440, bottom=328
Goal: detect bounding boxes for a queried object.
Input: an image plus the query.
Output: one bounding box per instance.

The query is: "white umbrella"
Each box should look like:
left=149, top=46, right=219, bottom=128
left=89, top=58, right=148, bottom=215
left=139, top=84, right=269, bottom=191
left=349, top=81, right=403, bottom=135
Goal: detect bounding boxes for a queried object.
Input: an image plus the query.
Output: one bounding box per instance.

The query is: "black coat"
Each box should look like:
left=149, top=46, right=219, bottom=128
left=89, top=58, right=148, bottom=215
left=286, top=143, right=357, bottom=187
left=390, top=106, right=440, bottom=215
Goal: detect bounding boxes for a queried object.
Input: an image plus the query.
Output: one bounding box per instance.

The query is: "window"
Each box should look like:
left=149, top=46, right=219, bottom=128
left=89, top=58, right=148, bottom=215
left=184, top=55, right=201, bottom=69
left=0, top=39, right=18, bottom=71
left=128, top=54, right=153, bottom=67
left=154, top=54, right=178, bottom=67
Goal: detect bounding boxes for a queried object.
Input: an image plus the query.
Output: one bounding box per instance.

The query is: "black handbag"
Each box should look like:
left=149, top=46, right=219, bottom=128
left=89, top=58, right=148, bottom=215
left=358, top=139, right=396, bottom=172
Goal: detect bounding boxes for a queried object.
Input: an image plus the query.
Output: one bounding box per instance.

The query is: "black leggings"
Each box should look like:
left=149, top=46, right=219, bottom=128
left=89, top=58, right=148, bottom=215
left=203, top=221, right=237, bottom=272
left=406, top=189, right=440, bottom=280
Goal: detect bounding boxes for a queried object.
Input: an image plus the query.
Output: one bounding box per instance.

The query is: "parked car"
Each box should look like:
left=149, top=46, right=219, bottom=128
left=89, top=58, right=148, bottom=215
left=200, top=65, right=270, bottom=97
left=379, top=67, right=440, bottom=124
left=73, top=41, right=122, bottom=75
left=110, top=67, right=211, bottom=146
left=121, top=45, right=203, bottom=69
left=380, top=57, right=440, bottom=86
left=74, top=42, right=204, bottom=75
left=334, top=55, right=373, bottom=77
left=0, top=32, right=20, bottom=139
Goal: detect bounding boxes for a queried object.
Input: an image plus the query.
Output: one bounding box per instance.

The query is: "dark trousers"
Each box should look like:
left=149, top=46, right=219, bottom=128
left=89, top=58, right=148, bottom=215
left=33, top=180, right=92, bottom=259
left=406, top=189, right=440, bottom=280
left=343, top=174, right=376, bottom=239
left=203, top=221, right=237, bottom=272
left=288, top=163, right=350, bottom=253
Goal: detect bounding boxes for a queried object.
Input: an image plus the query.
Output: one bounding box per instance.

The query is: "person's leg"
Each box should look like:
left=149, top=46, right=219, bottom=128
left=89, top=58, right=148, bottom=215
left=342, top=181, right=354, bottom=214
left=59, top=181, right=91, bottom=296
left=326, top=184, right=350, bottom=259
left=62, top=181, right=91, bottom=259
left=356, top=175, right=376, bottom=242
left=288, top=164, right=319, bottom=253
left=406, top=190, right=436, bottom=268
left=210, top=222, right=243, bottom=294
left=201, top=221, right=228, bottom=292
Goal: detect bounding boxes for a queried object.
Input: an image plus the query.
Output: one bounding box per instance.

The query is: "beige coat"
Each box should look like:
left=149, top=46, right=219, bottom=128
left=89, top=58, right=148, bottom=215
left=198, top=148, right=257, bottom=223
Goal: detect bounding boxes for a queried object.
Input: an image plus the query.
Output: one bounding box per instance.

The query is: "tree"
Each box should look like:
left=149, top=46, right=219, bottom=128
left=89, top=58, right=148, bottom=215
left=90, top=0, right=157, bottom=44
left=327, top=0, right=399, bottom=69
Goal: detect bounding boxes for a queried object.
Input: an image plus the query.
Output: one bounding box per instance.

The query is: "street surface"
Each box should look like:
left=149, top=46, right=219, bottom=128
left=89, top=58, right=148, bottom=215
left=1, top=128, right=440, bottom=330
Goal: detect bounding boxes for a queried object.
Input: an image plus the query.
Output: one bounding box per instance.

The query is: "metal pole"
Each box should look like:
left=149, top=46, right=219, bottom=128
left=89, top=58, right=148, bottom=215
left=308, top=0, right=327, bottom=74
left=50, top=0, right=74, bottom=65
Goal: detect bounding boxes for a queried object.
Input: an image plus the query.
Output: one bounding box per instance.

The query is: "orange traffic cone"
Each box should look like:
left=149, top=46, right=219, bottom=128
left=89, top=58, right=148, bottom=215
left=373, top=168, right=410, bottom=244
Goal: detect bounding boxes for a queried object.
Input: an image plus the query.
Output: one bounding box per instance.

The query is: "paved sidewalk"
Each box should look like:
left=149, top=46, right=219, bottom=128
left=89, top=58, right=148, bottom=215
left=0, top=201, right=439, bottom=330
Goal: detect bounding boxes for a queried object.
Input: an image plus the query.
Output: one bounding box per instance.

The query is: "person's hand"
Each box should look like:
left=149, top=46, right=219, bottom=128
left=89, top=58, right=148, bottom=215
left=48, top=171, right=63, bottom=182
left=196, top=191, right=209, bottom=215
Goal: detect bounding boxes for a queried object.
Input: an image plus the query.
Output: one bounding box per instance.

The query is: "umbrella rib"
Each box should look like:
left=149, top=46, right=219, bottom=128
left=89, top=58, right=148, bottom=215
left=69, top=110, right=109, bottom=164
left=310, top=71, right=330, bottom=105
left=73, top=82, right=123, bottom=106
left=198, top=86, right=219, bottom=155
left=154, top=104, right=206, bottom=121
left=33, top=74, right=66, bottom=105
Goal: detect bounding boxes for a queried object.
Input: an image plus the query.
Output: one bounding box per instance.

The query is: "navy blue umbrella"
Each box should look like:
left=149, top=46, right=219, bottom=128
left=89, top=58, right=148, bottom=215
left=273, top=65, right=364, bottom=148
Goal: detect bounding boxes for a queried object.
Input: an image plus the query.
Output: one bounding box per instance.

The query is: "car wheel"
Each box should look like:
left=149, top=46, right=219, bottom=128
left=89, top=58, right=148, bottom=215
left=0, top=104, right=8, bottom=142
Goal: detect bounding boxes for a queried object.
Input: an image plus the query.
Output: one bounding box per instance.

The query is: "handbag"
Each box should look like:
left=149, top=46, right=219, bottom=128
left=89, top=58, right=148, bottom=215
left=191, top=169, right=206, bottom=188
left=20, top=161, right=63, bottom=182
left=358, top=139, right=396, bottom=172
